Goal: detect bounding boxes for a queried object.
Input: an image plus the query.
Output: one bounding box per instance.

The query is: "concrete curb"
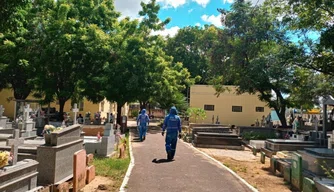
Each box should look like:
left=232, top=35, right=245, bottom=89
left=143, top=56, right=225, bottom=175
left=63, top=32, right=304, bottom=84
left=119, top=133, right=135, bottom=192
left=182, top=140, right=259, bottom=192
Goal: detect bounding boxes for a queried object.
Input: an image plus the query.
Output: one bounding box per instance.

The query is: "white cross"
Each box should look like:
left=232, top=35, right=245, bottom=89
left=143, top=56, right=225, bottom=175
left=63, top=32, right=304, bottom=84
left=0, top=105, right=4, bottom=117
left=72, top=103, right=79, bottom=124
left=24, top=104, right=32, bottom=122
left=7, top=129, right=24, bottom=165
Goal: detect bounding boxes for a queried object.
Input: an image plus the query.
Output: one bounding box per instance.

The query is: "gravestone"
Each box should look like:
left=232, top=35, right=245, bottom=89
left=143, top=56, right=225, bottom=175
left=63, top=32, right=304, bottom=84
left=7, top=129, right=24, bottom=165
left=86, top=165, right=95, bottom=184
left=37, top=124, right=83, bottom=185
left=270, top=157, right=277, bottom=175
left=291, top=152, right=303, bottom=190
left=73, top=149, right=87, bottom=192
left=283, top=165, right=291, bottom=183
left=303, top=177, right=316, bottom=192
left=72, top=103, right=79, bottom=125
left=0, top=105, right=11, bottom=129
left=260, top=151, right=266, bottom=164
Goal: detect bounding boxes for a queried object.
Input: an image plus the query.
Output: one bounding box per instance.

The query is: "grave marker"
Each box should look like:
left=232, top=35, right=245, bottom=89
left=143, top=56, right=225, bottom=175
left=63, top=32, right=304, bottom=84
left=260, top=151, right=265, bottom=164
left=291, top=152, right=303, bottom=190
left=7, top=129, right=24, bottom=165
left=72, top=103, right=79, bottom=125
left=303, top=177, right=315, bottom=192
left=0, top=105, right=4, bottom=117
left=24, top=104, right=32, bottom=122
left=73, top=149, right=87, bottom=192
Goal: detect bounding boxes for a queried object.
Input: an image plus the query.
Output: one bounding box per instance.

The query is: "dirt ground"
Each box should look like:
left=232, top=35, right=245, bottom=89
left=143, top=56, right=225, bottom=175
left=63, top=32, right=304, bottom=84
left=82, top=176, right=116, bottom=192
left=199, top=148, right=297, bottom=192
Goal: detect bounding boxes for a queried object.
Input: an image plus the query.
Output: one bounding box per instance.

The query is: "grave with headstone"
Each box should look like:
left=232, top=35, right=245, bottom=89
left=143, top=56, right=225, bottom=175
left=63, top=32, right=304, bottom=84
left=37, top=124, right=83, bottom=185
left=0, top=105, right=14, bottom=141
left=0, top=129, right=39, bottom=192
left=19, top=104, right=37, bottom=138
left=84, top=123, right=116, bottom=157
left=34, top=108, right=47, bottom=136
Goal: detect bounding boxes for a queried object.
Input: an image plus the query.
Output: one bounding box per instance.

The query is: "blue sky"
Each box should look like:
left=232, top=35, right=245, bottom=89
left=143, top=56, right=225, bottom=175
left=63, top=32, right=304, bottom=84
left=114, top=0, right=264, bottom=36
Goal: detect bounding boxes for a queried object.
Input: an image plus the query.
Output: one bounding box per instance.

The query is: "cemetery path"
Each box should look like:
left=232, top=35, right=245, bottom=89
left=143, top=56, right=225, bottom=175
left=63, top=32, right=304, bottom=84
left=125, top=127, right=255, bottom=192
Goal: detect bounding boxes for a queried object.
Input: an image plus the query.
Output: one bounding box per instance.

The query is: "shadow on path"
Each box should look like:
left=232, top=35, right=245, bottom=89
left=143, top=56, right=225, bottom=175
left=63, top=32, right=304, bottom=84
left=152, top=158, right=174, bottom=164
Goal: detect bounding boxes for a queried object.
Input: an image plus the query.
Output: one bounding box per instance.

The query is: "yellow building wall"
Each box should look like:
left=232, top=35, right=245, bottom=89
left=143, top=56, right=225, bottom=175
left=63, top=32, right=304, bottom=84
left=0, top=89, right=118, bottom=120
left=189, top=85, right=271, bottom=126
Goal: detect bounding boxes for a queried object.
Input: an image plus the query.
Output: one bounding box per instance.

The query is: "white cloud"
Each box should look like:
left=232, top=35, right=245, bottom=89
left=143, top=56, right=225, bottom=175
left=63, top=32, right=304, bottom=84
left=156, top=0, right=187, bottom=9
left=201, top=14, right=222, bottom=27
left=195, top=22, right=201, bottom=27
left=223, top=0, right=234, bottom=3
left=114, top=0, right=151, bottom=19
left=188, top=9, right=194, bottom=13
left=151, top=26, right=180, bottom=37
left=223, top=0, right=265, bottom=5
left=193, top=0, right=210, bottom=7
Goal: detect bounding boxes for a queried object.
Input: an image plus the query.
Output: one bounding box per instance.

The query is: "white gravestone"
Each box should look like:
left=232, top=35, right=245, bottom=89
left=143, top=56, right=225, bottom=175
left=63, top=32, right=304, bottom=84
left=72, top=103, right=79, bottom=125
left=0, top=105, right=8, bottom=128
left=0, top=105, right=4, bottom=117
left=24, top=104, right=34, bottom=131
left=7, top=129, right=24, bottom=165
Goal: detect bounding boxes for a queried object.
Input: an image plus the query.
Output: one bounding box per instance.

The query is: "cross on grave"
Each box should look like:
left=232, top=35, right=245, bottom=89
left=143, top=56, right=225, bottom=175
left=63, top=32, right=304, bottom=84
left=24, top=104, right=32, bottom=122
left=72, top=103, right=79, bottom=124
left=6, top=129, right=24, bottom=165
left=0, top=105, right=4, bottom=117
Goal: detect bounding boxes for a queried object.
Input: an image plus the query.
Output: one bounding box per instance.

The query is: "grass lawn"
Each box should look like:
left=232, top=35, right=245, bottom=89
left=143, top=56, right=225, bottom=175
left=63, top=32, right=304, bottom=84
left=93, top=132, right=130, bottom=191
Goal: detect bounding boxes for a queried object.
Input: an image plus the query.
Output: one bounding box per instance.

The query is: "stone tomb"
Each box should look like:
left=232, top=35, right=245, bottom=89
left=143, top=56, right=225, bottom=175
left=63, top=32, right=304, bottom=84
left=84, top=123, right=115, bottom=157
left=193, top=132, right=244, bottom=150
left=0, top=129, right=39, bottom=192
left=0, top=159, right=39, bottom=192
left=191, top=127, right=231, bottom=141
left=261, top=139, right=317, bottom=157
left=298, top=148, right=334, bottom=177
left=37, top=124, right=83, bottom=185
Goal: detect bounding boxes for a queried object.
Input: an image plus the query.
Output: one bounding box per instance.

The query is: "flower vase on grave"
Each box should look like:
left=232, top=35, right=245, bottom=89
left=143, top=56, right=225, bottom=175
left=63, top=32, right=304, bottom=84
left=44, top=134, right=52, bottom=145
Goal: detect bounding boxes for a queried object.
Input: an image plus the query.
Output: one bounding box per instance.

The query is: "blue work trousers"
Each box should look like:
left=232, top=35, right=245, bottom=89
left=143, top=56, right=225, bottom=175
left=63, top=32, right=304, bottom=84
left=165, top=131, right=178, bottom=158
left=139, top=125, right=147, bottom=140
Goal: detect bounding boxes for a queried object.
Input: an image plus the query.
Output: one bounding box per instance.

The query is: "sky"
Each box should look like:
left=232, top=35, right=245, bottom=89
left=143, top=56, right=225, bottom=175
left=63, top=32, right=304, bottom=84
left=114, top=0, right=265, bottom=37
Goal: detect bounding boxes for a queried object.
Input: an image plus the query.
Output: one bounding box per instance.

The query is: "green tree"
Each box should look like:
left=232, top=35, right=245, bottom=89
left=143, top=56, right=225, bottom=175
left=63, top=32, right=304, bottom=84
left=165, top=25, right=220, bottom=84
left=186, top=107, right=206, bottom=123
left=268, top=0, right=334, bottom=76
left=0, top=2, right=36, bottom=99
left=213, top=0, right=307, bottom=127
left=32, top=0, right=119, bottom=120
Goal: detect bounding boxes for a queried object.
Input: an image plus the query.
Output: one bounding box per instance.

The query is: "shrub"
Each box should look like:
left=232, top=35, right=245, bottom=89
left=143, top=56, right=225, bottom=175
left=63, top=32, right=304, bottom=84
left=242, top=131, right=277, bottom=140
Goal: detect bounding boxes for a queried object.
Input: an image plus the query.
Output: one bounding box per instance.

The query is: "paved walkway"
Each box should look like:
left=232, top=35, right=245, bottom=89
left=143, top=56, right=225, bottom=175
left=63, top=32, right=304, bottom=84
left=126, top=127, right=254, bottom=192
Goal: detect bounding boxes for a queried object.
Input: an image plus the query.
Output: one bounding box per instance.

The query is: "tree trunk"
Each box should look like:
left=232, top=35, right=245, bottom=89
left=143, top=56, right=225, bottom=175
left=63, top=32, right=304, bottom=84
left=117, top=104, right=123, bottom=125
left=139, top=101, right=148, bottom=110
left=276, top=107, right=287, bottom=127
left=58, top=99, right=66, bottom=121
left=13, top=87, right=31, bottom=100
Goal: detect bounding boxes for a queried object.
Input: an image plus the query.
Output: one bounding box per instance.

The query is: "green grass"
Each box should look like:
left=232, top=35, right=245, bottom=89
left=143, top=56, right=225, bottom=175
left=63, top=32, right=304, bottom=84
left=93, top=132, right=130, bottom=190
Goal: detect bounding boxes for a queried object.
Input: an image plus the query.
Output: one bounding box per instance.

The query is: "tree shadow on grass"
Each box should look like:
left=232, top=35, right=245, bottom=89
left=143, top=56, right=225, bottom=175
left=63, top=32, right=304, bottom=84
left=152, top=158, right=174, bottom=164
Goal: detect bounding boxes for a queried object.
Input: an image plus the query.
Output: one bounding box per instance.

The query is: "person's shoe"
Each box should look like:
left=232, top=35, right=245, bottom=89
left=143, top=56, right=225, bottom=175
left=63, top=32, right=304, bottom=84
left=167, top=151, right=173, bottom=160
left=143, top=136, right=145, bottom=140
